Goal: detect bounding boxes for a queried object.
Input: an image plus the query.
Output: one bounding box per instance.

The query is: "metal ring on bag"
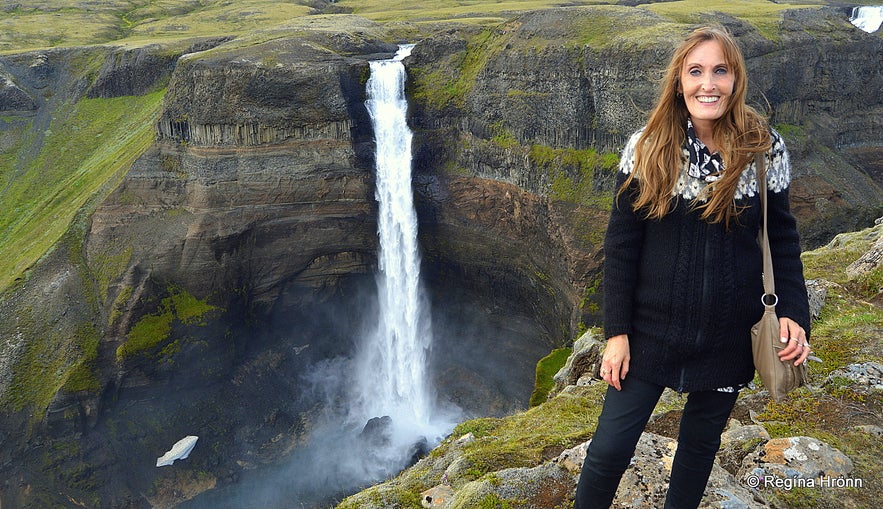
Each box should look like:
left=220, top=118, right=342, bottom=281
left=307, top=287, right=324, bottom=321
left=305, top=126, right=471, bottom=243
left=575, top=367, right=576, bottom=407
left=760, top=293, right=778, bottom=306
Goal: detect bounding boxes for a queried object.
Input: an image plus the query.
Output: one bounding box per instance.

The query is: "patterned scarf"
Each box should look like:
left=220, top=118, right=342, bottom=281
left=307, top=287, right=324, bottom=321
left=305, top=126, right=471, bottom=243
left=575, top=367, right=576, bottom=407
left=685, top=119, right=725, bottom=182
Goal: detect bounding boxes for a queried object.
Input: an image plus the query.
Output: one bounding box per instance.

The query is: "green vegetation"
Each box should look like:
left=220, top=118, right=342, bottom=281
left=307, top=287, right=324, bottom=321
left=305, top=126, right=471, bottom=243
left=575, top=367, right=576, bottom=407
left=2, top=310, right=102, bottom=420
left=116, top=288, right=218, bottom=361
left=529, top=347, right=571, bottom=407
left=0, top=0, right=314, bottom=54
left=0, top=90, right=164, bottom=292
left=530, top=145, right=618, bottom=208
left=0, top=0, right=847, bottom=56
left=743, top=224, right=883, bottom=508
left=338, top=0, right=615, bottom=24
left=410, top=27, right=509, bottom=111
left=337, top=384, right=606, bottom=508
left=645, top=0, right=821, bottom=40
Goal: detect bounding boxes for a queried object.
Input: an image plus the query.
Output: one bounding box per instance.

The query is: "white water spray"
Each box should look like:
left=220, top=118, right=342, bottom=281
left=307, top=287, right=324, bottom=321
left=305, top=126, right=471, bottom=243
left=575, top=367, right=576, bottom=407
left=354, top=45, right=437, bottom=434
left=850, top=6, right=883, bottom=33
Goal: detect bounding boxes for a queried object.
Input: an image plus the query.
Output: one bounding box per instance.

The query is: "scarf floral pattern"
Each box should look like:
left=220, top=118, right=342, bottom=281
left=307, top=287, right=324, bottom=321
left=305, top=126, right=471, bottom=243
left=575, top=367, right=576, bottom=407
left=618, top=124, right=791, bottom=202
left=685, top=119, right=724, bottom=182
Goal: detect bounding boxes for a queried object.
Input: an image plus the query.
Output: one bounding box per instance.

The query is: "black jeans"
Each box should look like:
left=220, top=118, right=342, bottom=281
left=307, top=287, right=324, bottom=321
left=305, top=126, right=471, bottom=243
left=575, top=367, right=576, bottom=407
left=574, top=376, right=739, bottom=509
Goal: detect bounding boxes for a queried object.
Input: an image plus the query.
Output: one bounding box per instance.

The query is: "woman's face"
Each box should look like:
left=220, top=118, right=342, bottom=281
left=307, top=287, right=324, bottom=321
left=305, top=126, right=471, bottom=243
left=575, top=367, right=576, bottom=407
left=679, top=39, right=735, bottom=133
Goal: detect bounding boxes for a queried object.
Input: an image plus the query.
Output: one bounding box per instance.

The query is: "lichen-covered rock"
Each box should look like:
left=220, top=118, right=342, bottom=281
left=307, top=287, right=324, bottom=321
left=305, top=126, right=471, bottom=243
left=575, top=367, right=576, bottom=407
left=738, top=436, right=854, bottom=483
left=0, top=71, right=37, bottom=111
left=552, top=328, right=603, bottom=391
left=718, top=423, right=771, bottom=474
left=824, top=362, right=883, bottom=393
left=448, top=461, right=576, bottom=509
left=420, top=484, right=454, bottom=508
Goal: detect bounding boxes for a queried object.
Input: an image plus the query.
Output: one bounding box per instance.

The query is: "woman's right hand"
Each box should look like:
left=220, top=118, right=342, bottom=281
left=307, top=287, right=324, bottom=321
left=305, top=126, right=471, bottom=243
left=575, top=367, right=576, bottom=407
left=599, top=334, right=630, bottom=391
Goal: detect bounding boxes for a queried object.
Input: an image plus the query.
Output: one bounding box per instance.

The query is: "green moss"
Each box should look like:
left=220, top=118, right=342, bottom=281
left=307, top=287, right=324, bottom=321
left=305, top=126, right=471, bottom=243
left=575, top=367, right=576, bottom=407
left=91, top=246, right=134, bottom=302
left=580, top=273, right=602, bottom=315
left=477, top=493, right=516, bottom=509
left=489, top=121, right=518, bottom=149
left=773, top=123, right=808, bottom=143
left=120, top=312, right=174, bottom=361
left=61, top=322, right=102, bottom=393
left=171, top=290, right=218, bottom=325
left=529, top=144, right=618, bottom=208
left=453, top=417, right=504, bottom=439
left=529, top=347, right=572, bottom=407
left=447, top=386, right=604, bottom=482
left=115, top=288, right=219, bottom=361
left=109, top=285, right=134, bottom=327
left=410, top=28, right=506, bottom=112
left=3, top=311, right=102, bottom=419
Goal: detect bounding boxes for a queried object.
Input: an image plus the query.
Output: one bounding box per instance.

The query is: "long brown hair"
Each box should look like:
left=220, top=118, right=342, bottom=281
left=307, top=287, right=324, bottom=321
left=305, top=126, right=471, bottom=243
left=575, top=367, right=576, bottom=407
left=621, top=25, right=771, bottom=226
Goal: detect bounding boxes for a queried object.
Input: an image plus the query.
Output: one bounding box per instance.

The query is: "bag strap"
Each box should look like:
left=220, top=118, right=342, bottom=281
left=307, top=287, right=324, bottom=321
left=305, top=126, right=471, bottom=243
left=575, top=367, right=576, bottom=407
left=757, top=152, right=776, bottom=304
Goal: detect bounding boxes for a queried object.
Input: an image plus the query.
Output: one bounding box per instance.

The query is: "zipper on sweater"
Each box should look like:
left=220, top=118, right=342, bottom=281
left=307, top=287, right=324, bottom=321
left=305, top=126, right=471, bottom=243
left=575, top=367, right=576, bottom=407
left=679, top=222, right=714, bottom=395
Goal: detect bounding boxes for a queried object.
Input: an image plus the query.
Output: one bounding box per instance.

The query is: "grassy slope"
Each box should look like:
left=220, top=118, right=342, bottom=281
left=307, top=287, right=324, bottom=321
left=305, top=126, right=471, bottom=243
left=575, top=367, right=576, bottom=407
left=0, top=91, right=165, bottom=291
left=4, top=0, right=859, bottom=55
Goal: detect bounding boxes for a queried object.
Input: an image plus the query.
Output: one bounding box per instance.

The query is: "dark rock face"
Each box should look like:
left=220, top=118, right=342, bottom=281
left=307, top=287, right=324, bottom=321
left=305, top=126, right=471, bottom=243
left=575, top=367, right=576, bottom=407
left=0, top=72, right=36, bottom=111
left=408, top=7, right=883, bottom=248
left=0, top=7, right=881, bottom=508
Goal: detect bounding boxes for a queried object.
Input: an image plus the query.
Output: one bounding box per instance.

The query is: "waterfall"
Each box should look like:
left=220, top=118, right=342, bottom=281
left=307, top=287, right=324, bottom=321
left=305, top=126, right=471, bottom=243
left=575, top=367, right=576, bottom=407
left=354, top=44, right=436, bottom=433
left=850, top=6, right=883, bottom=33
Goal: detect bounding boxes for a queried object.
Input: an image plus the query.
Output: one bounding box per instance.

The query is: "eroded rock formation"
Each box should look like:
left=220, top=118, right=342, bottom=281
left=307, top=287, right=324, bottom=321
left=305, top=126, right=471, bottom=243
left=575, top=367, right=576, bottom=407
left=0, top=6, right=881, bottom=507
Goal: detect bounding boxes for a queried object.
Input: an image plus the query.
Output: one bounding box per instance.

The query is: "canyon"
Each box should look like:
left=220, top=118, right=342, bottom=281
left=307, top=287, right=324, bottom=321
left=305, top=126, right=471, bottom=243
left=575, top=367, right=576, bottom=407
left=0, top=3, right=881, bottom=507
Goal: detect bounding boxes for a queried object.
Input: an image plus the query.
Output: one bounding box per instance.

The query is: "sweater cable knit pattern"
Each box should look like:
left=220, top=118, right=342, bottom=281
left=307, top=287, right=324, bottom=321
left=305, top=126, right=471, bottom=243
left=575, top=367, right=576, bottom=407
left=603, top=128, right=810, bottom=393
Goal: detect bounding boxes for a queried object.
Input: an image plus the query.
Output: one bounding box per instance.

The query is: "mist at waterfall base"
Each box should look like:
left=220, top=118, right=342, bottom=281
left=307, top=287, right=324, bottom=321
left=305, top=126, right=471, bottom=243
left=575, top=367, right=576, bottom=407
left=178, top=46, right=462, bottom=509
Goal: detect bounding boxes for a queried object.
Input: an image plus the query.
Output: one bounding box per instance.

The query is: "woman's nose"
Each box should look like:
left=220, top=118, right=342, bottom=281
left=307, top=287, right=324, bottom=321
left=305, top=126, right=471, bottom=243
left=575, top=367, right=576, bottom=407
left=701, top=74, right=717, bottom=91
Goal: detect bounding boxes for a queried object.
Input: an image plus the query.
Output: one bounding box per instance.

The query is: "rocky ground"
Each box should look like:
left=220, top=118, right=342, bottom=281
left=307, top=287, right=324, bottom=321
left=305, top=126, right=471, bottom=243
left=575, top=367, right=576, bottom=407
left=337, top=221, right=883, bottom=509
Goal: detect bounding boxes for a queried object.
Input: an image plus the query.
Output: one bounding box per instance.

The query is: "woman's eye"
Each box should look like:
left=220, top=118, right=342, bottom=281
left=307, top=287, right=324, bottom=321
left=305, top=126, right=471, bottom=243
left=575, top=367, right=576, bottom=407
left=714, top=67, right=728, bottom=74
left=689, top=69, right=701, bottom=76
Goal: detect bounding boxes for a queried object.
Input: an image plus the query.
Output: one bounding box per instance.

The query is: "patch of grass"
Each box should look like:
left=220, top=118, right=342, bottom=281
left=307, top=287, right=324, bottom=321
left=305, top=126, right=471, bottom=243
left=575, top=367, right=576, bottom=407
left=115, top=288, right=219, bottom=361
left=0, top=0, right=315, bottom=54
left=337, top=0, right=616, bottom=24
left=530, top=144, right=618, bottom=208
left=0, top=90, right=164, bottom=292
left=60, top=322, right=102, bottom=394
left=643, top=0, right=822, bottom=40
left=91, top=246, right=134, bottom=303
left=3, top=310, right=102, bottom=420
left=410, top=27, right=507, bottom=112
left=449, top=385, right=605, bottom=481
left=529, top=347, right=572, bottom=407
left=800, top=224, right=883, bottom=374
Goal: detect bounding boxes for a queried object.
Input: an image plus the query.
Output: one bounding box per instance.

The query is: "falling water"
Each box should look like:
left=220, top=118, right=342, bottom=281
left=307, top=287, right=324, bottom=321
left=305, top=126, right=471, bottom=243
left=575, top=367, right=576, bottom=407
left=850, top=6, right=883, bottom=33
left=354, top=44, right=435, bottom=432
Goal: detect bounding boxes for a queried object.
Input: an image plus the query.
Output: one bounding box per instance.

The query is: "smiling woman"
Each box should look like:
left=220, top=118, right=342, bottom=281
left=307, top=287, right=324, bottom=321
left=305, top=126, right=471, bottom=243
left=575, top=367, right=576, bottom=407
left=575, top=24, right=812, bottom=509
left=678, top=39, right=735, bottom=153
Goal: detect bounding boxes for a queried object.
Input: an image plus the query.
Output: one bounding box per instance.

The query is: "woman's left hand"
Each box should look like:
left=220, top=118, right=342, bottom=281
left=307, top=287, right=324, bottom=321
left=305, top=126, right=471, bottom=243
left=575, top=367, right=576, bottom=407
left=777, top=317, right=811, bottom=366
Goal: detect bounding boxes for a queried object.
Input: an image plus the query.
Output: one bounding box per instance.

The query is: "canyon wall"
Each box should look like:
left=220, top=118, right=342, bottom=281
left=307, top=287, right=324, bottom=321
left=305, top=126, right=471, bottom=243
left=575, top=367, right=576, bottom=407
left=0, top=5, right=880, bottom=507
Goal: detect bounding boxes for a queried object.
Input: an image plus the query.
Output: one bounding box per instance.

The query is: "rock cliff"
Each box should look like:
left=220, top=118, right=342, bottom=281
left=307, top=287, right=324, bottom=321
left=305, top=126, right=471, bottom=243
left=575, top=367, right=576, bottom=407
left=0, top=4, right=881, bottom=508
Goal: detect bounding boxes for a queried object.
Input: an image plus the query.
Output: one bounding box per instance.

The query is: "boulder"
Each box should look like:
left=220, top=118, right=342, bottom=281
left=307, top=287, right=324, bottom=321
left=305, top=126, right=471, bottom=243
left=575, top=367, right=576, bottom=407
left=738, top=436, right=854, bottom=484
left=552, top=329, right=604, bottom=391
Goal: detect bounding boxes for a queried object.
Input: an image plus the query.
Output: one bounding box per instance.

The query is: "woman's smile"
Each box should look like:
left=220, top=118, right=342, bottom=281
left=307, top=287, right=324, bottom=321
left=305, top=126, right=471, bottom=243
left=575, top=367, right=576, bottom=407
left=679, top=39, right=735, bottom=144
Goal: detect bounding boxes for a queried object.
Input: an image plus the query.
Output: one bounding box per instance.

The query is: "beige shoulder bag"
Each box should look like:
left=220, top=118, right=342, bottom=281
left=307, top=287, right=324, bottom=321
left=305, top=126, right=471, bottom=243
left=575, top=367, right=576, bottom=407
left=750, top=152, right=809, bottom=402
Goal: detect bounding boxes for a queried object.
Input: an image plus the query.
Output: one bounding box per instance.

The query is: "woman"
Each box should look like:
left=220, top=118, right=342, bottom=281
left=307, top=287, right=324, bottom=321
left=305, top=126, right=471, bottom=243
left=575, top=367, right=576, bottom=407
left=574, top=25, right=812, bottom=509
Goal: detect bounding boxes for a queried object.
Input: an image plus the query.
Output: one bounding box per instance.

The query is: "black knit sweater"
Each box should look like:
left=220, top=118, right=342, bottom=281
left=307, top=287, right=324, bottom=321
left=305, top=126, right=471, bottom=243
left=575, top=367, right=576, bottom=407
left=603, top=129, right=811, bottom=392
